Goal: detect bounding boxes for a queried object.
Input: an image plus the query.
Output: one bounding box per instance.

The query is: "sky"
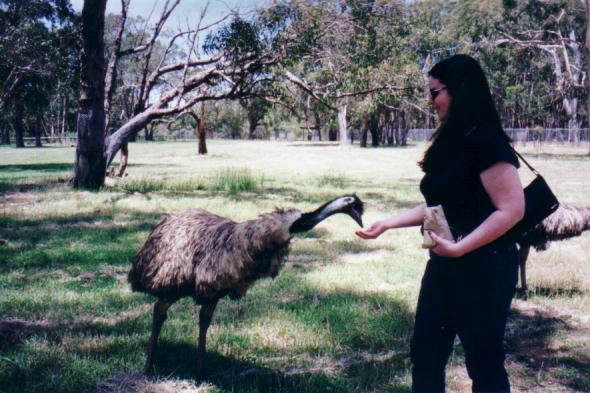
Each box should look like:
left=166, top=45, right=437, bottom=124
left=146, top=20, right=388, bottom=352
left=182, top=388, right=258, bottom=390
left=69, top=0, right=265, bottom=27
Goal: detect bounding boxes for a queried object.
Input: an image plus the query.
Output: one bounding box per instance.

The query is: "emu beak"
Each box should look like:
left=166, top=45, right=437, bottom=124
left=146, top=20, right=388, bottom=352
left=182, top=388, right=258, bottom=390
left=348, top=206, right=363, bottom=228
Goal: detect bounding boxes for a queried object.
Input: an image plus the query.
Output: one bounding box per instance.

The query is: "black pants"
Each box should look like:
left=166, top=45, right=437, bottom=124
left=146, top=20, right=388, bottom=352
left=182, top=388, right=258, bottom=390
left=410, top=242, right=519, bottom=393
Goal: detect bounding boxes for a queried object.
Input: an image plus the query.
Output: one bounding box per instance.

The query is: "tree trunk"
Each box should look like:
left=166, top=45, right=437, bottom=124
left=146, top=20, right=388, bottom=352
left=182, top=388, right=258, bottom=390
left=248, top=118, right=257, bottom=140
left=1, top=124, right=9, bottom=145
left=585, top=0, right=590, bottom=154
left=34, top=111, right=42, bottom=147
left=61, top=95, right=67, bottom=143
left=197, top=104, right=207, bottom=154
left=378, top=113, right=386, bottom=145
left=564, top=98, right=579, bottom=143
left=387, top=111, right=394, bottom=145
left=117, top=141, right=128, bottom=177
left=360, top=112, right=369, bottom=148
left=400, top=110, right=408, bottom=146
left=14, top=104, right=25, bottom=148
left=145, top=124, right=154, bottom=141
left=105, top=110, right=153, bottom=168
left=370, top=113, right=379, bottom=147
left=312, top=111, right=321, bottom=141
left=73, top=0, right=107, bottom=190
left=328, top=125, right=337, bottom=141
left=0, top=122, right=10, bottom=145
left=338, top=104, right=350, bottom=147
left=104, top=0, right=129, bottom=133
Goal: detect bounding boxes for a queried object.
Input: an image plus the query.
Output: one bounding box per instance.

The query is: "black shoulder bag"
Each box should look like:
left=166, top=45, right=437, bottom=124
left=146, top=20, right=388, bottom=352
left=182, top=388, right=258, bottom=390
left=505, top=146, right=559, bottom=239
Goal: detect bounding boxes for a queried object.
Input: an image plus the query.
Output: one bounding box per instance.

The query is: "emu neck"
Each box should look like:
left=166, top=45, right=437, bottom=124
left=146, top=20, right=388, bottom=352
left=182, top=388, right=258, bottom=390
left=290, top=202, right=339, bottom=233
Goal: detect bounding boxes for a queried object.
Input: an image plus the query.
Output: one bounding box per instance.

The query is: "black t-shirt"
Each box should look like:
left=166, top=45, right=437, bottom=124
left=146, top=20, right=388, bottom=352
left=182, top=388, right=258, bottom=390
left=419, top=126, right=519, bottom=238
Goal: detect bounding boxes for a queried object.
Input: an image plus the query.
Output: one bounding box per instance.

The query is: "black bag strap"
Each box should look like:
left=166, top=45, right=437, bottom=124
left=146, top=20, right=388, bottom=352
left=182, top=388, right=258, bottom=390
left=509, top=144, right=540, bottom=176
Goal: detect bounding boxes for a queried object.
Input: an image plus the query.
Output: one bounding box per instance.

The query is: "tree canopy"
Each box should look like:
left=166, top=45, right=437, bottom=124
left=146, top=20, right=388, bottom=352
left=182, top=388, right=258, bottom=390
left=1, top=0, right=588, bottom=186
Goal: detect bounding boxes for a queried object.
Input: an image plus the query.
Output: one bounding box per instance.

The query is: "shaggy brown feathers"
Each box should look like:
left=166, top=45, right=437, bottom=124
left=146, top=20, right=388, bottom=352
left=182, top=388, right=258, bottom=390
left=128, top=208, right=302, bottom=302
left=518, top=205, right=590, bottom=251
left=516, top=205, right=590, bottom=293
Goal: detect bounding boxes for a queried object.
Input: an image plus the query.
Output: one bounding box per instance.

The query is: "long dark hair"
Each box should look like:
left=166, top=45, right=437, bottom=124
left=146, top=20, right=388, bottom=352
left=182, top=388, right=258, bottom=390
left=419, top=54, right=510, bottom=172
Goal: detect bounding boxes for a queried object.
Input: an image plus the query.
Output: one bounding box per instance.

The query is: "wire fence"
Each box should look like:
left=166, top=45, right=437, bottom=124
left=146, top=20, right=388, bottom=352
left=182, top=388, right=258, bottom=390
left=408, top=128, right=590, bottom=145
left=15, top=127, right=590, bottom=147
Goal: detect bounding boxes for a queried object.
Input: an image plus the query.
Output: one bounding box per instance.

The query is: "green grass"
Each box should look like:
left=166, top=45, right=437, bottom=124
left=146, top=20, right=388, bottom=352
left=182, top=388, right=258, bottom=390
left=211, top=167, right=263, bottom=194
left=1, top=140, right=589, bottom=392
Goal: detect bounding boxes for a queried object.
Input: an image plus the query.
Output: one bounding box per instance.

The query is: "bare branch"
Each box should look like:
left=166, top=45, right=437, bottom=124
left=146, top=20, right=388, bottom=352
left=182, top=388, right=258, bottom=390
left=135, top=0, right=182, bottom=114
left=104, top=0, right=130, bottom=131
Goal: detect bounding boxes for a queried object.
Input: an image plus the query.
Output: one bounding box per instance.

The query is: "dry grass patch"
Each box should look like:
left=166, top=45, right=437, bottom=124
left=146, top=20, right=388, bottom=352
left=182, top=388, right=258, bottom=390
left=95, top=372, right=212, bottom=393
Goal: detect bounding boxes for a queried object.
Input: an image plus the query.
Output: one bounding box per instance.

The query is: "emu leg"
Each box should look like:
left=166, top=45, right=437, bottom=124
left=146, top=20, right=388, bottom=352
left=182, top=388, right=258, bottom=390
left=518, top=245, right=531, bottom=293
left=145, top=299, right=173, bottom=373
left=196, top=300, right=218, bottom=380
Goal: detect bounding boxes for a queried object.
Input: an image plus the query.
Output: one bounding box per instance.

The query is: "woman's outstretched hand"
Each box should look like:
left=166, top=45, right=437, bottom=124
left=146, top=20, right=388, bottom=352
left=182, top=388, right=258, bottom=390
left=428, top=231, right=466, bottom=258
left=355, top=221, right=389, bottom=239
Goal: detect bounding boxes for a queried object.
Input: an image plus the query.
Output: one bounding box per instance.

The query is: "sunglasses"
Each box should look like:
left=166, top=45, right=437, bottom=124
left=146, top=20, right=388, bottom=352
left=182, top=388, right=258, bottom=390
left=429, top=86, right=447, bottom=100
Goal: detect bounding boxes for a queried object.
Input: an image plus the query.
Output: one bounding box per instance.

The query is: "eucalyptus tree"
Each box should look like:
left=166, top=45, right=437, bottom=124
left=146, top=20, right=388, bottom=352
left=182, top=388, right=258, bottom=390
left=73, top=0, right=314, bottom=189
left=272, top=0, right=411, bottom=147
left=478, top=0, right=588, bottom=135
left=0, top=0, right=77, bottom=147
left=239, top=84, right=273, bottom=139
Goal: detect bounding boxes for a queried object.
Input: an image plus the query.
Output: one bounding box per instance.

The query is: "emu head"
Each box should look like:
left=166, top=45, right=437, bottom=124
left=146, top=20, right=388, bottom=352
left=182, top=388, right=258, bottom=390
left=289, top=194, right=364, bottom=233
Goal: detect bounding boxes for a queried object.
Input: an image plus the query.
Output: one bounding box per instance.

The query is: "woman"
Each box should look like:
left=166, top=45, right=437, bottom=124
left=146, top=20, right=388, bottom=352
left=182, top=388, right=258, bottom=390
left=356, top=54, right=524, bottom=392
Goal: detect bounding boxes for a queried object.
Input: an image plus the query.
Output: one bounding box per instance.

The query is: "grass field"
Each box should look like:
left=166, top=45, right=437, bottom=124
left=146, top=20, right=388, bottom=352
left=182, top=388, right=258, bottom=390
left=1, top=140, right=589, bottom=393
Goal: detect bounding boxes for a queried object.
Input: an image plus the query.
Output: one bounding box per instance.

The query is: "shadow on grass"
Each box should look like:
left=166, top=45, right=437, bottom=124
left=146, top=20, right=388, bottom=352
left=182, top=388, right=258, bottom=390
left=505, top=306, right=590, bottom=391
left=0, top=162, right=73, bottom=192
left=0, top=210, right=163, bottom=275
left=0, top=277, right=415, bottom=392
left=0, top=177, right=70, bottom=193
left=150, top=344, right=411, bottom=393
left=145, top=288, right=414, bottom=392
left=0, top=163, right=73, bottom=172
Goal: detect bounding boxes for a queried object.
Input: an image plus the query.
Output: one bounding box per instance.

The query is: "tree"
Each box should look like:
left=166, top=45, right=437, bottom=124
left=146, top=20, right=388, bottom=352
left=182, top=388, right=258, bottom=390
left=72, top=0, right=311, bottom=189
left=275, top=0, right=412, bottom=147
left=240, top=94, right=271, bottom=139
left=492, top=1, right=587, bottom=139
left=0, top=0, right=78, bottom=147
left=73, top=0, right=107, bottom=189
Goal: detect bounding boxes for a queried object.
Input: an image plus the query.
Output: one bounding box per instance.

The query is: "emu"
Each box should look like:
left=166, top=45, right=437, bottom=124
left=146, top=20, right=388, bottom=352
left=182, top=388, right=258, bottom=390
left=516, top=205, right=590, bottom=294
left=128, top=195, right=364, bottom=378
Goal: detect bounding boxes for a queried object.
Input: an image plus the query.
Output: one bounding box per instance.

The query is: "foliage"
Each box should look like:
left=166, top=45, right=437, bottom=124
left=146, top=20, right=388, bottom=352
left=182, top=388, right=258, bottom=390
left=3, top=0, right=588, bottom=148
left=0, top=0, right=78, bottom=144
left=203, top=17, right=262, bottom=61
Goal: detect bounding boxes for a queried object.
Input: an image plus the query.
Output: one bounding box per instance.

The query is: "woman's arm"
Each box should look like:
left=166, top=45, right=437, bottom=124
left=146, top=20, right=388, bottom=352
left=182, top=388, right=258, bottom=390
left=356, top=203, right=426, bottom=239
left=429, top=162, right=524, bottom=257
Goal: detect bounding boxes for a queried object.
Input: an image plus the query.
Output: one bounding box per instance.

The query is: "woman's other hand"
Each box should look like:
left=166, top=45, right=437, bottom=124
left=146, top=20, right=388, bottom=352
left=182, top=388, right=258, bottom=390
left=428, top=231, right=466, bottom=258
left=355, top=221, right=389, bottom=239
